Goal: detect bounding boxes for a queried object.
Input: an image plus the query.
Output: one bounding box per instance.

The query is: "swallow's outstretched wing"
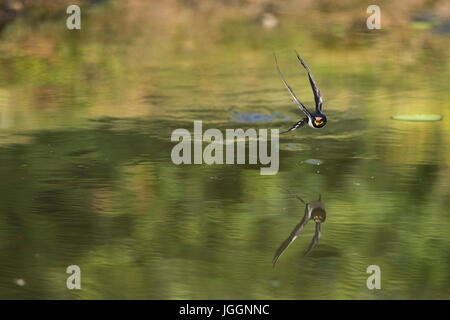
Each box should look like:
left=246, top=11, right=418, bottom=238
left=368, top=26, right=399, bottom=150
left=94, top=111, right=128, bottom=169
left=295, top=51, right=323, bottom=113
left=272, top=215, right=309, bottom=267
left=304, top=222, right=321, bottom=256
left=274, top=54, right=312, bottom=120
left=281, top=117, right=308, bottom=134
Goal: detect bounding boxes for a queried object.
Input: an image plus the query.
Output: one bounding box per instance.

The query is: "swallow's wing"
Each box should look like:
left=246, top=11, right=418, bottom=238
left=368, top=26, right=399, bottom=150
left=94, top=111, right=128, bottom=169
left=272, top=215, right=309, bottom=267
left=281, top=188, right=306, bottom=204
left=304, top=222, right=321, bottom=256
left=274, top=54, right=312, bottom=119
left=281, top=117, right=308, bottom=134
left=295, top=51, right=323, bottom=113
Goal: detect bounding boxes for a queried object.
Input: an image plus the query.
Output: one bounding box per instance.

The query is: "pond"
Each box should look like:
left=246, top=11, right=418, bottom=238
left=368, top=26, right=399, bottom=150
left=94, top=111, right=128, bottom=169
left=0, top=1, right=448, bottom=299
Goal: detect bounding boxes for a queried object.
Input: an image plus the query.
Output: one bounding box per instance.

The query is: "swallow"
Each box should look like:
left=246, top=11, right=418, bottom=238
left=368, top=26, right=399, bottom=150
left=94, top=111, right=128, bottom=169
left=272, top=190, right=326, bottom=267
left=274, top=51, right=327, bottom=133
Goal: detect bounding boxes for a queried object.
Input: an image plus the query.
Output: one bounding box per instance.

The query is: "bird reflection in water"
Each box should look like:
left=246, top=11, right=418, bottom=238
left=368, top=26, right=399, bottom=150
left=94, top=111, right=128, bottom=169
left=273, top=189, right=326, bottom=267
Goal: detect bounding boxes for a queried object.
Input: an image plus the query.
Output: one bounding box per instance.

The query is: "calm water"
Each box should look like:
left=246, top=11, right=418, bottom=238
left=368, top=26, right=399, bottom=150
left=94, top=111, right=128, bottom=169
left=0, top=2, right=449, bottom=299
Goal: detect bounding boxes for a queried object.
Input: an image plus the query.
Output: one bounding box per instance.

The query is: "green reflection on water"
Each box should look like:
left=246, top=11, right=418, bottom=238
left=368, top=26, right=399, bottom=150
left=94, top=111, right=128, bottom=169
left=0, top=1, right=449, bottom=299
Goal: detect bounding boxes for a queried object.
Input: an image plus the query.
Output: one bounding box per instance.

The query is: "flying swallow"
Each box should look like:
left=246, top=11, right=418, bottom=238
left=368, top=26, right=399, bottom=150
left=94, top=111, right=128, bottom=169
left=274, top=51, right=327, bottom=133
left=273, top=190, right=326, bottom=267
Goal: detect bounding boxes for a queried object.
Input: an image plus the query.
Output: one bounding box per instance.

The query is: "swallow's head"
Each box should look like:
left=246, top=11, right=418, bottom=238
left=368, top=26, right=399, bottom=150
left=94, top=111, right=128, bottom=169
left=311, top=203, right=326, bottom=223
left=312, top=114, right=327, bottom=128
left=313, top=215, right=324, bottom=223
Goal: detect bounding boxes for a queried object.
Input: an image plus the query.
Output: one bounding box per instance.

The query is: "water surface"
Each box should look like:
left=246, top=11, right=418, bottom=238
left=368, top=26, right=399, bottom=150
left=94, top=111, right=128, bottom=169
left=0, top=1, right=449, bottom=299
